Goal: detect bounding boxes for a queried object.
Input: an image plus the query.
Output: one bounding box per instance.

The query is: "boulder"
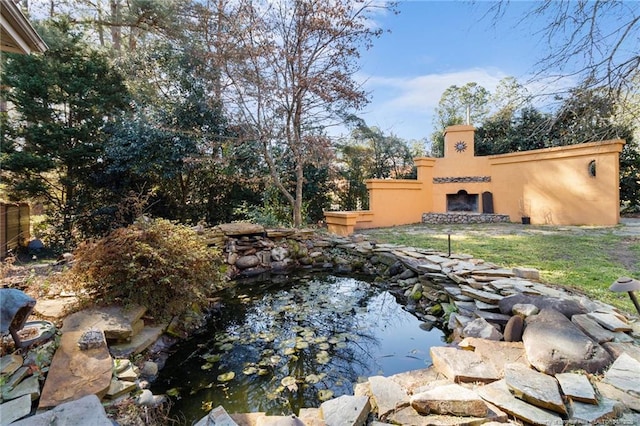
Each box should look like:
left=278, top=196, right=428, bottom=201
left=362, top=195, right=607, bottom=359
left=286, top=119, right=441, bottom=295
left=499, top=294, right=586, bottom=318
left=503, top=315, right=524, bottom=342
left=522, top=308, right=612, bottom=374
left=462, top=317, right=503, bottom=341
left=235, top=255, right=261, bottom=269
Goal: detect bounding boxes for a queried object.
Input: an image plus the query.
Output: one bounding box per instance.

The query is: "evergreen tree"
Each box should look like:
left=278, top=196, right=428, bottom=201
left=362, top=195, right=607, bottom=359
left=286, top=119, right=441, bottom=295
left=1, top=19, right=130, bottom=245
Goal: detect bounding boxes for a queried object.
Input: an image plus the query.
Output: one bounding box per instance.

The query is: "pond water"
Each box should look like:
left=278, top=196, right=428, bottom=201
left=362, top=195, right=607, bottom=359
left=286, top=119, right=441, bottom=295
left=152, top=274, right=446, bottom=424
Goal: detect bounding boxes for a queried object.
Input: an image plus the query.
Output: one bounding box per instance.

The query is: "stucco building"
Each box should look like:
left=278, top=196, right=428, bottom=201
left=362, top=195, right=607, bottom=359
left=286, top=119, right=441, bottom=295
left=325, top=125, right=625, bottom=235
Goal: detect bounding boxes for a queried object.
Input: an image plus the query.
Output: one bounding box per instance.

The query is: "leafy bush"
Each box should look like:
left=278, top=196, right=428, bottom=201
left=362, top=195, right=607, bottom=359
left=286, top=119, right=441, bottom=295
left=67, top=217, right=225, bottom=319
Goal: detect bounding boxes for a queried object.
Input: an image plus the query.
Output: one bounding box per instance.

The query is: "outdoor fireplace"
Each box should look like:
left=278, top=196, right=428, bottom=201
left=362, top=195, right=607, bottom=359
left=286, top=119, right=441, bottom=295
left=447, top=190, right=478, bottom=212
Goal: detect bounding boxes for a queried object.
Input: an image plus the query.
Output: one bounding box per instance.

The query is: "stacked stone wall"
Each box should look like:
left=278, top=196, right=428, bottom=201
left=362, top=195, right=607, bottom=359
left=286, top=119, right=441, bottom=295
left=422, top=213, right=510, bottom=224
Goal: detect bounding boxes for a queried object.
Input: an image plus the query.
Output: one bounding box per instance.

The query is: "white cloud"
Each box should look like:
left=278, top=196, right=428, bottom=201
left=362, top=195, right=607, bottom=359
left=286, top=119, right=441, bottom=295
left=344, top=68, right=578, bottom=141
left=349, top=68, right=508, bottom=140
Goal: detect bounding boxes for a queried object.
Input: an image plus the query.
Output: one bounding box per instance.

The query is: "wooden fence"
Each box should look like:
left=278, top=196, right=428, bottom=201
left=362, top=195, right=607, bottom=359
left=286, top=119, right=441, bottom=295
left=1, top=202, right=30, bottom=258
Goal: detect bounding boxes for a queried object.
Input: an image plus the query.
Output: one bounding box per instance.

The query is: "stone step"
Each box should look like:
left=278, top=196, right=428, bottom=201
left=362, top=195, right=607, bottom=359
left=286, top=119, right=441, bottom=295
left=38, top=330, right=113, bottom=409
left=61, top=304, right=147, bottom=341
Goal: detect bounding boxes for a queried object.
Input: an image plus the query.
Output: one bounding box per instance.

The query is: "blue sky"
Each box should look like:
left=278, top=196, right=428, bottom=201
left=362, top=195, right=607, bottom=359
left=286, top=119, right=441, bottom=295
left=353, top=1, right=564, bottom=142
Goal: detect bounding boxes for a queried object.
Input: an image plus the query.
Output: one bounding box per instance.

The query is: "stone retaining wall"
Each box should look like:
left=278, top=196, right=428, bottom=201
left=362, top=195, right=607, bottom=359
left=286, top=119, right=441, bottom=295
left=422, top=212, right=511, bottom=224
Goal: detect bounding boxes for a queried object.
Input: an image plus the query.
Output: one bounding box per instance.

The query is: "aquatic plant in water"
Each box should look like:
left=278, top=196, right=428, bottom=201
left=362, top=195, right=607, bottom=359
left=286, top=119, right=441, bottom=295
left=153, top=274, right=443, bottom=421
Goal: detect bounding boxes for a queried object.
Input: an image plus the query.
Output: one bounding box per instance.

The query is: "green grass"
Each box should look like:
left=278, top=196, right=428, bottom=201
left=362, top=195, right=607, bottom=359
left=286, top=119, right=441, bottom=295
left=362, top=224, right=640, bottom=314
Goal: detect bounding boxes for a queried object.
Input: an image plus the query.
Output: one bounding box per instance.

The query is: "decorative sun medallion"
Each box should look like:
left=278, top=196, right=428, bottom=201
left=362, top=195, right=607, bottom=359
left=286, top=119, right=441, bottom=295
left=454, top=141, right=467, bottom=153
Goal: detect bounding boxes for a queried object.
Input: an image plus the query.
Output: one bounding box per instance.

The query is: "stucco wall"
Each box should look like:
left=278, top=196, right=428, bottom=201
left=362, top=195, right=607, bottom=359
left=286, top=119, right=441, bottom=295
left=488, top=141, right=623, bottom=225
left=324, top=125, right=625, bottom=235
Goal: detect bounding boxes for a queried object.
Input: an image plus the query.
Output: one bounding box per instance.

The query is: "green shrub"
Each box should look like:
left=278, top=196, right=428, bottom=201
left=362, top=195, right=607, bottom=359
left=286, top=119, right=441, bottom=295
left=67, top=217, right=225, bottom=319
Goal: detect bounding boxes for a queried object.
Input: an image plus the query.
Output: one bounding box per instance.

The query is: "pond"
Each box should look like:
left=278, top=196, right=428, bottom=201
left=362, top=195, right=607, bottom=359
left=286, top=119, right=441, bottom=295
left=152, top=273, right=446, bottom=424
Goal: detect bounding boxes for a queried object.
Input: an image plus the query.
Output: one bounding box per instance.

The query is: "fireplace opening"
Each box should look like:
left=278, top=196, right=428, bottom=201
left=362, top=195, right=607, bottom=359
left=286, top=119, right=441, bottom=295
left=447, top=190, right=479, bottom=212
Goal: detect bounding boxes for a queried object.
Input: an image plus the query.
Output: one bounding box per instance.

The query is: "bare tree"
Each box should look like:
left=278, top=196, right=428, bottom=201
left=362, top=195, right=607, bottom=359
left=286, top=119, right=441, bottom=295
left=488, top=1, right=640, bottom=96
left=217, top=0, right=394, bottom=227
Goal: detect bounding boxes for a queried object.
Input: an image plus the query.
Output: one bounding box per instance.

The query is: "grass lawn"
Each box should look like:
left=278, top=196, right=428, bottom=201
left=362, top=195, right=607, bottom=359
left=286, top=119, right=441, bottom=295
left=360, top=223, right=640, bottom=315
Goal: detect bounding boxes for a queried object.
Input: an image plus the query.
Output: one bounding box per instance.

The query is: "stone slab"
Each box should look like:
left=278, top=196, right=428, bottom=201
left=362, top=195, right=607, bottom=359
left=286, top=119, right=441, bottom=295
left=2, top=375, right=40, bottom=402
left=4, top=366, right=29, bottom=390
left=569, top=398, right=623, bottom=424
left=513, top=267, right=540, bottom=280
left=256, top=415, right=305, bottom=426
left=602, top=353, right=640, bottom=393
left=38, top=331, right=113, bottom=409
left=472, top=268, right=515, bottom=278
left=458, top=337, right=528, bottom=377
left=215, top=222, right=265, bottom=236
left=462, top=318, right=503, bottom=341
left=320, top=395, right=370, bottom=426
left=367, top=375, right=408, bottom=418
left=194, top=405, right=240, bottom=426
left=410, top=383, right=487, bottom=417
left=0, top=354, right=23, bottom=376
left=12, top=394, right=112, bottom=426
left=33, top=297, right=78, bottom=319
left=474, top=300, right=501, bottom=312
left=473, top=310, right=511, bottom=326
left=504, top=363, right=567, bottom=415
left=61, top=304, right=147, bottom=341
left=459, top=286, right=503, bottom=305
left=297, top=408, right=324, bottom=426
left=555, top=373, right=597, bottom=404
left=602, top=341, right=640, bottom=363
left=387, top=405, right=493, bottom=426
left=229, top=412, right=266, bottom=426
left=105, top=378, right=137, bottom=399
left=0, top=394, right=31, bottom=425
left=572, top=314, right=616, bottom=343
left=109, top=325, right=166, bottom=358
left=587, top=312, right=632, bottom=332
left=430, top=346, right=500, bottom=384
left=477, top=379, right=563, bottom=426
left=595, top=381, right=640, bottom=412
left=388, top=367, right=445, bottom=395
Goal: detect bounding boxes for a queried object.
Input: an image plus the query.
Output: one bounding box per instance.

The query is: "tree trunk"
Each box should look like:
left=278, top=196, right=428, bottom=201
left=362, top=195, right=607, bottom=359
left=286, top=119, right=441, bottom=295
left=110, top=0, right=121, bottom=51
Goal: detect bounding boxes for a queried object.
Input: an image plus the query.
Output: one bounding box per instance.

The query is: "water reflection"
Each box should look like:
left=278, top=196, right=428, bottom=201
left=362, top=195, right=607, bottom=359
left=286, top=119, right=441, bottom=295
left=153, top=274, right=445, bottom=424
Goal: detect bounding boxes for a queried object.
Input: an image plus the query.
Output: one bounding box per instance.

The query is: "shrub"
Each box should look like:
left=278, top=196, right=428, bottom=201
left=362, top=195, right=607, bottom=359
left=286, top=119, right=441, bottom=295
left=67, top=217, right=225, bottom=319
